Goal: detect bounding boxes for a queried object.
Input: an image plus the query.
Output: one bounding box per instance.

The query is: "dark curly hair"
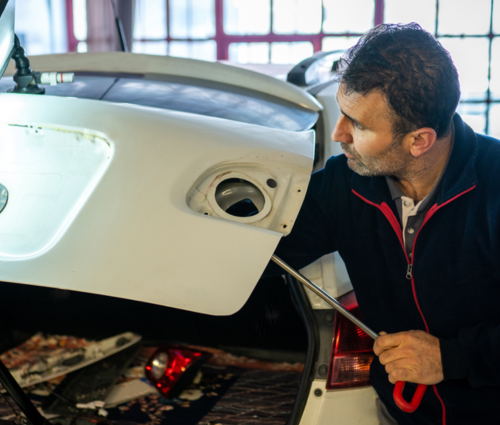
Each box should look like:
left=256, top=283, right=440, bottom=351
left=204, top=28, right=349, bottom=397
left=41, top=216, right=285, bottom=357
left=337, top=23, right=460, bottom=139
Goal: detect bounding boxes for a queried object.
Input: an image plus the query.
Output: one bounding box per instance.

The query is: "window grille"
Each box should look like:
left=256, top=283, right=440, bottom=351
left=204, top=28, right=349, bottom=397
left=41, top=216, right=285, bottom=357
left=64, top=0, right=499, bottom=136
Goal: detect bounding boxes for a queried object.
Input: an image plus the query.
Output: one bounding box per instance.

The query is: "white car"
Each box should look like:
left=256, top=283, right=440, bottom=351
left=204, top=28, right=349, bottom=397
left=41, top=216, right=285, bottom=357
left=0, top=1, right=378, bottom=423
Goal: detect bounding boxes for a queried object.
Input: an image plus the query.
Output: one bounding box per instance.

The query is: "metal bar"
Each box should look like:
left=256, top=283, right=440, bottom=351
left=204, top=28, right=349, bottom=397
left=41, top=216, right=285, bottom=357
left=271, top=255, right=379, bottom=340
left=434, top=0, right=439, bottom=36
left=47, top=0, right=55, bottom=53
left=0, top=360, right=48, bottom=425
left=486, top=0, right=494, bottom=135
left=224, top=33, right=363, bottom=41
left=317, top=0, right=325, bottom=53
left=438, top=33, right=494, bottom=38
left=312, top=34, right=323, bottom=53
left=65, top=0, right=78, bottom=52
left=135, top=33, right=364, bottom=43
left=269, top=0, right=273, bottom=62
left=215, top=0, right=228, bottom=60
left=110, top=0, right=128, bottom=52
left=135, top=37, right=210, bottom=42
left=137, top=33, right=497, bottom=42
left=166, top=0, right=171, bottom=53
left=459, top=99, right=500, bottom=104
left=374, top=0, right=384, bottom=26
left=270, top=0, right=274, bottom=34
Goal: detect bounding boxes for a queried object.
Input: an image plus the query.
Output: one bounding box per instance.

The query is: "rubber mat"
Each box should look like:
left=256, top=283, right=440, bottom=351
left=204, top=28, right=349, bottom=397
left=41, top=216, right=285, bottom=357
left=198, top=369, right=301, bottom=425
left=0, top=345, right=303, bottom=425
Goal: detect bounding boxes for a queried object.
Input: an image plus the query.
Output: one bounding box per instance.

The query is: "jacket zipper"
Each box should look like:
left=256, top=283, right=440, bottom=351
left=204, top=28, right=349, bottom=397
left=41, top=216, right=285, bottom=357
left=407, top=207, right=443, bottom=423
left=406, top=264, right=412, bottom=280
left=353, top=186, right=476, bottom=425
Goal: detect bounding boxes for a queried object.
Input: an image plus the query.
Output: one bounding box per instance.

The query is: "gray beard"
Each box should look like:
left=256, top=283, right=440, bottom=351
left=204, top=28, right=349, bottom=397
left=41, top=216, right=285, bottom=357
left=340, top=139, right=412, bottom=178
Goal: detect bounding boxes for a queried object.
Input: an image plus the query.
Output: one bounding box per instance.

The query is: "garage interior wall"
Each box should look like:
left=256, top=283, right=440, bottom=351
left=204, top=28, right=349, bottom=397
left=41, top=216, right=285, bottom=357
left=12, top=0, right=500, bottom=138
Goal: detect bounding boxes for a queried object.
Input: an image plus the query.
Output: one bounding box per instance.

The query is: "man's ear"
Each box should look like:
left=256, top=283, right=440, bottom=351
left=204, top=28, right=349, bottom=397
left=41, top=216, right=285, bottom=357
left=407, top=128, right=437, bottom=158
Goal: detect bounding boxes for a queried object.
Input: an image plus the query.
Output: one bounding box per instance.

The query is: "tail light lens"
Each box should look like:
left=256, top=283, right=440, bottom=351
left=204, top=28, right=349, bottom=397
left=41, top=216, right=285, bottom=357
left=145, top=346, right=211, bottom=399
left=326, top=291, right=374, bottom=389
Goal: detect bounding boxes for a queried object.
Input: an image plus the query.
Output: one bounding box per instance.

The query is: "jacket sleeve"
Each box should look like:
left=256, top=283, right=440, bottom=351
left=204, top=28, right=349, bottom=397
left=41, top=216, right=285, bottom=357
left=439, top=338, right=468, bottom=381
left=440, top=320, right=500, bottom=386
left=263, top=157, right=340, bottom=277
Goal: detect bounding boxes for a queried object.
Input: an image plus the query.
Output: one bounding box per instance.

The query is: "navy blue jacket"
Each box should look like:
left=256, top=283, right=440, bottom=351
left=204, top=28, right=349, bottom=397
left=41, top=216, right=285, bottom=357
left=272, top=114, right=500, bottom=424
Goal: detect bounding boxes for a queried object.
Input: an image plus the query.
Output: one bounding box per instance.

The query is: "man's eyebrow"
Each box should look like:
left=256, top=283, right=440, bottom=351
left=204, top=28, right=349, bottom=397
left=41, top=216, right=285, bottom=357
left=341, top=110, right=358, bottom=124
left=336, top=95, right=369, bottom=129
left=341, top=109, right=369, bottom=129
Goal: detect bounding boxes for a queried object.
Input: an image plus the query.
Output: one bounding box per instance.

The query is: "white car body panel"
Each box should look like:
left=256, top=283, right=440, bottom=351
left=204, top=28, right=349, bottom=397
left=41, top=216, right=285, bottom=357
left=299, top=79, right=379, bottom=423
left=314, top=81, right=343, bottom=161
left=0, top=123, right=111, bottom=257
left=225, top=64, right=379, bottom=423
left=4, top=53, right=323, bottom=113
left=300, top=380, right=378, bottom=425
left=300, top=81, right=355, bottom=307
left=300, top=253, right=353, bottom=308
left=0, top=4, right=377, bottom=415
left=0, top=93, right=314, bottom=316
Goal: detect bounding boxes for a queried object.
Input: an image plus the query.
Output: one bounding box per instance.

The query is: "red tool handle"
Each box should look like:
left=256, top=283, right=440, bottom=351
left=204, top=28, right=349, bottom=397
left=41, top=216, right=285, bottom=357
left=393, top=381, right=427, bottom=413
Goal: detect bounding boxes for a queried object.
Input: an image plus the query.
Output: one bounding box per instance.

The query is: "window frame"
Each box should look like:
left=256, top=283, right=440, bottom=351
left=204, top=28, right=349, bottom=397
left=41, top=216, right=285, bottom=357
left=128, top=0, right=385, bottom=60
left=433, top=0, right=496, bottom=135
left=66, top=0, right=497, bottom=135
left=66, top=0, right=384, bottom=59
left=214, top=0, right=384, bottom=60
left=66, top=0, right=78, bottom=52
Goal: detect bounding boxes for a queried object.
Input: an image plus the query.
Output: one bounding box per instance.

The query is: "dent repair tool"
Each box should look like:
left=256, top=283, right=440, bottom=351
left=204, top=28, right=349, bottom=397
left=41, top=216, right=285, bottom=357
left=271, top=254, right=427, bottom=413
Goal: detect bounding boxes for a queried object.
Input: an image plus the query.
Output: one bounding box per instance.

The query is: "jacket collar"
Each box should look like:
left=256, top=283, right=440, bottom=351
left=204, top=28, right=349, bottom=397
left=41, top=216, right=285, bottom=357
left=350, top=113, right=478, bottom=206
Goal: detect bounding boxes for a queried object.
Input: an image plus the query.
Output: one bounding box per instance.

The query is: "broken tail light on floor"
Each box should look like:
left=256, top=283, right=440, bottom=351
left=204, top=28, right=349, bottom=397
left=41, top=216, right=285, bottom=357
left=326, top=290, right=374, bottom=389
left=145, top=346, right=212, bottom=399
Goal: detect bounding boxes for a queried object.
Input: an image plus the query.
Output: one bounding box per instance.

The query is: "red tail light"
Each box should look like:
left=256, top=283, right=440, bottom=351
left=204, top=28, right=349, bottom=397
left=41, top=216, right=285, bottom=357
left=326, top=291, right=374, bottom=389
left=145, top=346, right=211, bottom=399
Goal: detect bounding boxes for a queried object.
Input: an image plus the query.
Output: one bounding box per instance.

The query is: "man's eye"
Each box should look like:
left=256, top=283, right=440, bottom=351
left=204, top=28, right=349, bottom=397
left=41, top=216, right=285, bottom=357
left=354, top=122, right=364, bottom=130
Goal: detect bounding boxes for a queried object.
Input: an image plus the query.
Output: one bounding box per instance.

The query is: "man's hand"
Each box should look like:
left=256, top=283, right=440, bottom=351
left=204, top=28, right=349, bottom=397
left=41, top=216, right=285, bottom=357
left=373, top=330, right=444, bottom=385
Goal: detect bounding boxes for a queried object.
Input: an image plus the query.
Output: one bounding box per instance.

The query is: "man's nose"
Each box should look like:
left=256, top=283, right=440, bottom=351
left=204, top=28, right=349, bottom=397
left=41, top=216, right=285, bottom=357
left=331, top=115, right=353, bottom=144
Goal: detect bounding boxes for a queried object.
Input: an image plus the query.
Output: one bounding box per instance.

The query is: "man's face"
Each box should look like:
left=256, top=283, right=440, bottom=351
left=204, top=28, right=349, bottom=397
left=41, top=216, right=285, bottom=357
left=332, top=86, right=411, bottom=177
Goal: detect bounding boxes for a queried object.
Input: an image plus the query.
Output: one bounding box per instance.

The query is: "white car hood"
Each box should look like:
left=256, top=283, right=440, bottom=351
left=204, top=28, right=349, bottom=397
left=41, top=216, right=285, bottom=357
left=0, top=94, right=314, bottom=315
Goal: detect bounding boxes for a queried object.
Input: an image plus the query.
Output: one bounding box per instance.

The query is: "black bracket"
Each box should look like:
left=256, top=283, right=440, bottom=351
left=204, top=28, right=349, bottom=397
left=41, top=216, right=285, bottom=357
left=8, top=34, right=44, bottom=95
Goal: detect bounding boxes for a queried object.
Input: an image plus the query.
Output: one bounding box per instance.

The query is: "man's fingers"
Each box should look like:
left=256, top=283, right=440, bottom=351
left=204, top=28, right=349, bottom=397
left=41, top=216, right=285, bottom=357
left=378, top=345, right=412, bottom=365
left=373, top=332, right=406, bottom=356
left=388, top=367, right=410, bottom=384
left=376, top=331, right=444, bottom=385
left=384, top=357, right=418, bottom=375
left=385, top=360, right=417, bottom=384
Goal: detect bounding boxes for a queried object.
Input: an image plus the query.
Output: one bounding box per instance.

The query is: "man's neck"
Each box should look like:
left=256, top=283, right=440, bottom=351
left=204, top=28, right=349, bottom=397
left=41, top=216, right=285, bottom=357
left=394, top=132, right=453, bottom=202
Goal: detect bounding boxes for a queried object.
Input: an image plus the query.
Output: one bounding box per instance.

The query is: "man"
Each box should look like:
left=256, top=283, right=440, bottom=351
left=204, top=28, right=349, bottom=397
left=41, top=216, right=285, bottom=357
left=271, top=23, right=500, bottom=424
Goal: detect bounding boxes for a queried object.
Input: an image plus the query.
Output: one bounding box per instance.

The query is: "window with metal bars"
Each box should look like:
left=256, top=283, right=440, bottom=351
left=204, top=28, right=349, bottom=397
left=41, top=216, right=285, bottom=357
left=386, top=0, right=500, bottom=138
left=45, top=0, right=500, bottom=138
left=130, top=0, right=380, bottom=63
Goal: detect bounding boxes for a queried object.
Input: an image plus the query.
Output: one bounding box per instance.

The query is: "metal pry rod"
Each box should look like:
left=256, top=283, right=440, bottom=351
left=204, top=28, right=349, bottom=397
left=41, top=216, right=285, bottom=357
left=110, top=0, right=129, bottom=52
left=271, top=254, right=428, bottom=413
left=271, top=254, right=379, bottom=340
left=0, top=360, right=50, bottom=425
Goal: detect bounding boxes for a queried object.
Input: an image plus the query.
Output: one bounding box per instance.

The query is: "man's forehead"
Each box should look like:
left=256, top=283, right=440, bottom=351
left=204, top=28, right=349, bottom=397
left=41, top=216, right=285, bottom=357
left=337, top=86, right=392, bottom=125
